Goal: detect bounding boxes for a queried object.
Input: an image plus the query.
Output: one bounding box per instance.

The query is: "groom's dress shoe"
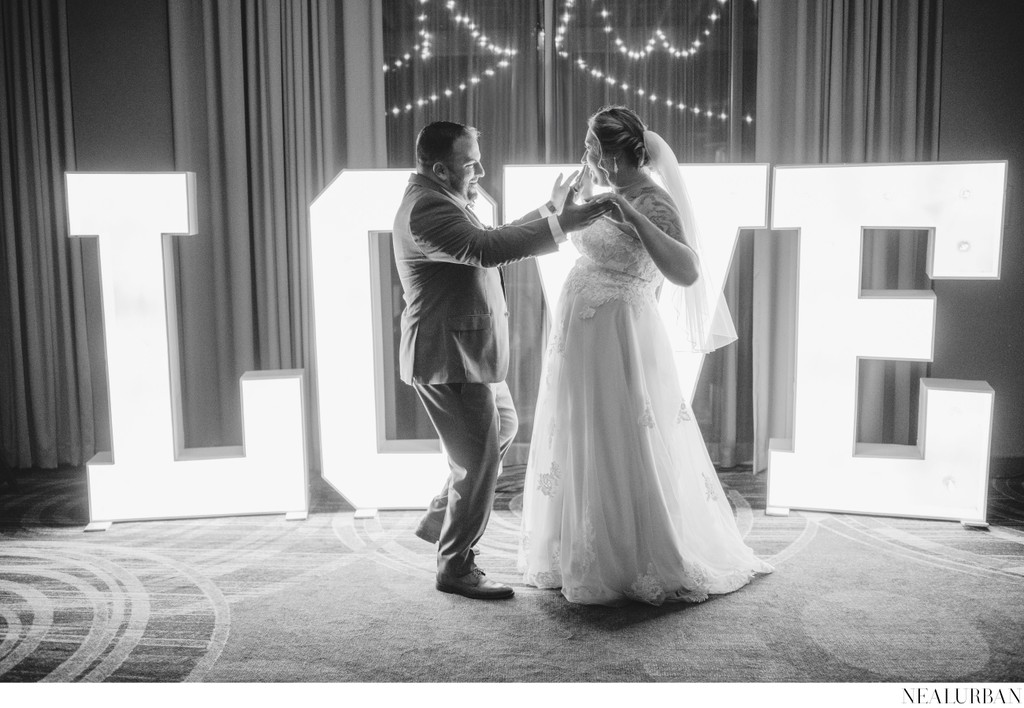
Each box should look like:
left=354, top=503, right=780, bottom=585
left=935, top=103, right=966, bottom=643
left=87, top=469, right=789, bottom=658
left=436, top=567, right=514, bottom=600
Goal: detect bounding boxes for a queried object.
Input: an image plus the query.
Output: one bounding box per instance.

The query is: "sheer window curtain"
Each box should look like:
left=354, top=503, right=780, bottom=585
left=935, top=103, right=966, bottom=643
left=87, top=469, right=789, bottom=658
left=549, top=0, right=757, bottom=469
left=384, top=0, right=546, bottom=462
left=383, top=0, right=757, bottom=467
left=752, top=0, right=943, bottom=472
left=0, top=0, right=93, bottom=470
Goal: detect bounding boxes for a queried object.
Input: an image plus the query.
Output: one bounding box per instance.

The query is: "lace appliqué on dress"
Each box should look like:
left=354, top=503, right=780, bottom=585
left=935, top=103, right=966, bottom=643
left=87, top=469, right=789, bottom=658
left=527, top=542, right=563, bottom=589
left=683, top=559, right=711, bottom=589
left=571, top=509, right=596, bottom=576
left=676, top=401, right=692, bottom=422
left=548, top=331, right=567, bottom=357
left=564, top=261, right=658, bottom=318
left=537, top=461, right=562, bottom=497
left=530, top=569, right=561, bottom=588
left=626, top=563, right=666, bottom=604
left=638, top=401, right=656, bottom=428
left=703, top=469, right=720, bottom=501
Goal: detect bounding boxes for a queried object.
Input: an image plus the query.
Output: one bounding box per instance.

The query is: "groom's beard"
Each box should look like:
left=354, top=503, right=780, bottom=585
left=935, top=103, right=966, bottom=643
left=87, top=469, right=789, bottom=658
left=449, top=172, right=479, bottom=203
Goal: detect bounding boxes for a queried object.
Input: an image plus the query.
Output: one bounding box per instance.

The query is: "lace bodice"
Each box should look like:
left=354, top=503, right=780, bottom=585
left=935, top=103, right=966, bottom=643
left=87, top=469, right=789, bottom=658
left=571, top=217, right=661, bottom=283
left=565, top=183, right=681, bottom=312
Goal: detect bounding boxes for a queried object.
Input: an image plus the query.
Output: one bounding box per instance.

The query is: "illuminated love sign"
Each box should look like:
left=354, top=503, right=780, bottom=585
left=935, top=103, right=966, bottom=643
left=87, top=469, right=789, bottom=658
left=66, top=173, right=309, bottom=524
left=504, top=164, right=770, bottom=402
left=766, top=162, right=1006, bottom=524
left=308, top=170, right=496, bottom=510
left=67, top=161, right=1006, bottom=524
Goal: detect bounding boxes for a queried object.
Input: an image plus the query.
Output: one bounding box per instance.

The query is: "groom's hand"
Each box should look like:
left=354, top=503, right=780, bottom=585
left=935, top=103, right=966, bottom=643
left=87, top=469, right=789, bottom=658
left=556, top=195, right=615, bottom=233
left=549, top=170, right=581, bottom=212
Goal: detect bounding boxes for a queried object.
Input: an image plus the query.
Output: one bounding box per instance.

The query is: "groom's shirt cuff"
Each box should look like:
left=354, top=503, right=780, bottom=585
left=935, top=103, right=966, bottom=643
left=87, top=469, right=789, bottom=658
left=546, top=214, right=567, bottom=243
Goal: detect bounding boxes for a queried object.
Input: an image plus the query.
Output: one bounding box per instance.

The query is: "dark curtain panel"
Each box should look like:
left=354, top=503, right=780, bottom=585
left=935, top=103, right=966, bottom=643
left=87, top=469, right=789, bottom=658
left=0, top=0, right=93, bottom=468
left=166, top=0, right=348, bottom=466
left=752, top=0, right=943, bottom=471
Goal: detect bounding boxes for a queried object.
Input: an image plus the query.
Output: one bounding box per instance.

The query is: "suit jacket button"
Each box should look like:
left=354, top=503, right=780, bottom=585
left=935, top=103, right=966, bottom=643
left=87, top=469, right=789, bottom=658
left=504, top=311, right=510, bottom=317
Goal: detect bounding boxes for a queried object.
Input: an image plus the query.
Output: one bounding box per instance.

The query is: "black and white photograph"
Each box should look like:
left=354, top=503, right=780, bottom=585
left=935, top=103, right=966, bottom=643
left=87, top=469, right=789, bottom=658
left=1, top=0, right=1022, bottom=704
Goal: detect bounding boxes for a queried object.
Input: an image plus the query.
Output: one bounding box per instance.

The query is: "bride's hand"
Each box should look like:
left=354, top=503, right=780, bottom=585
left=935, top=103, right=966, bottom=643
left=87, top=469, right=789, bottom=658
left=588, top=192, right=640, bottom=238
left=577, top=163, right=596, bottom=201
left=549, top=170, right=581, bottom=212
left=589, top=192, right=630, bottom=223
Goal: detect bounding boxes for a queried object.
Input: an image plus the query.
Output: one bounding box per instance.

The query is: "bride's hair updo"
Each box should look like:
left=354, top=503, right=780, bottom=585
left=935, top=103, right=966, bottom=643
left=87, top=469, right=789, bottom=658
left=588, top=106, right=649, bottom=169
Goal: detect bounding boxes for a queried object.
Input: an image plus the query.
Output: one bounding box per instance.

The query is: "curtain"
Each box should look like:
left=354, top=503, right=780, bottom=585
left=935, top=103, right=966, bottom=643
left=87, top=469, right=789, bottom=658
left=2, top=0, right=375, bottom=472
left=549, top=0, right=737, bottom=164
left=166, top=0, right=350, bottom=470
left=382, top=0, right=756, bottom=466
left=0, top=0, right=93, bottom=469
left=752, top=0, right=943, bottom=471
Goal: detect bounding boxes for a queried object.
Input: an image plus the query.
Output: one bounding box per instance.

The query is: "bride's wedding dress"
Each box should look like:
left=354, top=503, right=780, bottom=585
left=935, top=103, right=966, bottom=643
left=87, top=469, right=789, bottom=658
left=518, top=183, right=773, bottom=606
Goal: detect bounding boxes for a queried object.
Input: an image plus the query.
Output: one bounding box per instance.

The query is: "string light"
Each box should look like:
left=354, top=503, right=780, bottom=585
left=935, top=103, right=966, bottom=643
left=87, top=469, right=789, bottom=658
left=559, top=52, right=732, bottom=122
left=552, top=0, right=749, bottom=123
left=383, top=9, right=432, bottom=74
left=444, top=0, right=518, bottom=57
left=556, top=0, right=727, bottom=61
left=385, top=0, right=752, bottom=124
left=384, top=0, right=518, bottom=76
left=384, top=0, right=517, bottom=116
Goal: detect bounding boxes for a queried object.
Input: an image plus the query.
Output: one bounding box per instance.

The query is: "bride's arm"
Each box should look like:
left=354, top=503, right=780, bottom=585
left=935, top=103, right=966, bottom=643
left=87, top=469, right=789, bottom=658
left=598, top=192, right=700, bottom=287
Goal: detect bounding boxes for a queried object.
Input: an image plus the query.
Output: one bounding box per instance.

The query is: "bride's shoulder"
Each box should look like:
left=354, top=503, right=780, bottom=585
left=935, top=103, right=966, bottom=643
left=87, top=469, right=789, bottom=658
left=630, top=183, right=682, bottom=239
left=631, top=183, right=679, bottom=219
left=630, top=182, right=676, bottom=212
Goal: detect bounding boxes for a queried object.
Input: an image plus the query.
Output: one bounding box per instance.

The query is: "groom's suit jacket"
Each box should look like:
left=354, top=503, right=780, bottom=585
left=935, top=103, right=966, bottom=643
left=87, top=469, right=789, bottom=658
left=392, top=173, right=560, bottom=385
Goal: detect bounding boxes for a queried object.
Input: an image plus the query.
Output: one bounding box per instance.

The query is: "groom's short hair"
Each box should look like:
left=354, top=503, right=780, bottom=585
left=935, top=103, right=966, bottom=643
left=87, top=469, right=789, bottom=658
left=416, top=121, right=479, bottom=170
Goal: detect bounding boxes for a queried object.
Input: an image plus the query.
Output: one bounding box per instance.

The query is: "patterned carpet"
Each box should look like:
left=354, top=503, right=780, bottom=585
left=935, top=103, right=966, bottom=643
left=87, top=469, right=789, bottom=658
left=1, top=462, right=1023, bottom=682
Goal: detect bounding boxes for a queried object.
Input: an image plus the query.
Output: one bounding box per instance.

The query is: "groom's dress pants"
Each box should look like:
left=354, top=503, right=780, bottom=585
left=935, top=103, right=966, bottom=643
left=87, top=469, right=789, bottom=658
left=413, top=380, right=518, bottom=578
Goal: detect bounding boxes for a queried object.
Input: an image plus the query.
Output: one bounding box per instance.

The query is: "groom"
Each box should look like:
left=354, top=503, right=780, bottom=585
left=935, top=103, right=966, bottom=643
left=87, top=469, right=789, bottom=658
left=392, top=121, right=608, bottom=599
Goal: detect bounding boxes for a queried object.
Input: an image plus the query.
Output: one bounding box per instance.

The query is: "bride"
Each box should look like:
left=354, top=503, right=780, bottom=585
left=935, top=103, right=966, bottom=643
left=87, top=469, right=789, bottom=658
left=518, top=106, right=773, bottom=606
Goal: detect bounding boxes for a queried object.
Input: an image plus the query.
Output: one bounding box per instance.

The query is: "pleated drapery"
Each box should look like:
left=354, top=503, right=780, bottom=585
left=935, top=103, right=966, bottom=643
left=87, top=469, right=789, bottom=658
left=167, top=0, right=350, bottom=468
left=166, top=0, right=344, bottom=459
left=752, top=0, right=943, bottom=471
left=0, top=0, right=93, bottom=469
left=1, top=0, right=379, bottom=472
